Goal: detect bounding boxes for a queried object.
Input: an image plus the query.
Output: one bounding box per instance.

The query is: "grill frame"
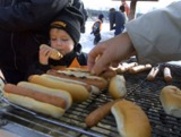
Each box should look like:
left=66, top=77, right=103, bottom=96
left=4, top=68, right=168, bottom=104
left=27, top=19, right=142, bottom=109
left=0, top=63, right=181, bottom=137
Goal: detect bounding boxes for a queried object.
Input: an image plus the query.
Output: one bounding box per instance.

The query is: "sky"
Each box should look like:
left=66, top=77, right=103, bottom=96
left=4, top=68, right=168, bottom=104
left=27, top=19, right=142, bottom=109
left=82, top=0, right=179, bottom=13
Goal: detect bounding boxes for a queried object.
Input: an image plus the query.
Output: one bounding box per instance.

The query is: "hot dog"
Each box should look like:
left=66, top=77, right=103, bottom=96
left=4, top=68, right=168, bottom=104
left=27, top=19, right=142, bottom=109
left=28, top=75, right=91, bottom=103
left=115, top=62, right=138, bottom=74
left=46, top=69, right=108, bottom=90
left=17, top=81, right=72, bottom=110
left=85, top=100, right=119, bottom=127
left=129, top=64, right=152, bottom=74
left=3, top=83, right=71, bottom=118
left=163, top=67, right=172, bottom=83
left=41, top=74, right=100, bottom=94
left=147, top=66, right=160, bottom=81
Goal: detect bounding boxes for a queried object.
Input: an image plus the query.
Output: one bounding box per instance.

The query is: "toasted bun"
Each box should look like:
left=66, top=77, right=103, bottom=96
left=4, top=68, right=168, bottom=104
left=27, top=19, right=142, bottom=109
left=108, top=75, right=127, bottom=99
left=28, top=75, right=90, bottom=103
left=160, top=85, right=181, bottom=117
left=111, top=100, right=152, bottom=137
left=4, top=93, right=65, bottom=119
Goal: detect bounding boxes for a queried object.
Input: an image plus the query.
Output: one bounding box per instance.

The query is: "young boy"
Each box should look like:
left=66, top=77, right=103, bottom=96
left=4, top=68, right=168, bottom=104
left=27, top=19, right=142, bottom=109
left=28, top=6, right=87, bottom=76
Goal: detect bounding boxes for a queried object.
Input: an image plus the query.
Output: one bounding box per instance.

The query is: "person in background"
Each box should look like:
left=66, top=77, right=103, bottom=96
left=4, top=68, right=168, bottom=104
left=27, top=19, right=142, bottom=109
left=0, top=0, right=87, bottom=84
left=87, top=1, right=181, bottom=75
left=121, top=0, right=130, bottom=18
left=28, top=6, right=88, bottom=76
left=91, top=14, right=104, bottom=45
left=109, top=8, right=125, bottom=36
left=119, top=5, right=128, bottom=24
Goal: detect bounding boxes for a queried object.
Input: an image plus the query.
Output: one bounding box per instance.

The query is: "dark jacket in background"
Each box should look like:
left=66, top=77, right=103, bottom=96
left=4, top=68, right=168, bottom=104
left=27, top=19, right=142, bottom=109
left=109, top=10, right=125, bottom=36
left=0, top=0, right=69, bottom=84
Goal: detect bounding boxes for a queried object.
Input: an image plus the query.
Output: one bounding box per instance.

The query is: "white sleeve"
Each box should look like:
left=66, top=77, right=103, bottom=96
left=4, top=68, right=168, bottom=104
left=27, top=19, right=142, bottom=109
left=125, top=1, right=181, bottom=65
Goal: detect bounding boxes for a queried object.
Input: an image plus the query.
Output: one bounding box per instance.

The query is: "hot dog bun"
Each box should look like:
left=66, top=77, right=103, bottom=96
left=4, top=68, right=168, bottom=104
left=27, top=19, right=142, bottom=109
left=108, top=75, right=127, bottom=99
left=28, top=75, right=90, bottom=103
left=111, top=100, right=152, bottom=137
left=160, top=85, right=181, bottom=118
left=40, top=44, right=63, bottom=60
left=4, top=83, right=66, bottom=118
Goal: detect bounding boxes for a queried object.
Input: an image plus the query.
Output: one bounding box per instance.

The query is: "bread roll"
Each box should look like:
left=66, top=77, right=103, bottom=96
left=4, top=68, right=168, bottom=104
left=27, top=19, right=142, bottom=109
left=160, top=85, right=181, bottom=118
left=111, top=100, right=152, bottom=137
left=108, top=75, right=127, bottom=99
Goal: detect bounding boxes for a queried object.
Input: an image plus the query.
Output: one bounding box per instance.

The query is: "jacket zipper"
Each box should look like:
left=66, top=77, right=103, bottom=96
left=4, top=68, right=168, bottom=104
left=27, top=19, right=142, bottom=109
left=11, top=33, right=18, bottom=70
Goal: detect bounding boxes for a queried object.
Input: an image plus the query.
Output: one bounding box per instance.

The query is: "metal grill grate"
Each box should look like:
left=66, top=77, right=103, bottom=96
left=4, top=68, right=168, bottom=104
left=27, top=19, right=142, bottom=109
left=0, top=63, right=181, bottom=137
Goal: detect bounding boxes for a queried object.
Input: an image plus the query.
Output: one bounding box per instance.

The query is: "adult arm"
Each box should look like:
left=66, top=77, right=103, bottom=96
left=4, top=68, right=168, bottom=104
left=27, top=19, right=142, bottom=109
left=0, top=0, right=68, bottom=31
left=126, top=1, right=181, bottom=64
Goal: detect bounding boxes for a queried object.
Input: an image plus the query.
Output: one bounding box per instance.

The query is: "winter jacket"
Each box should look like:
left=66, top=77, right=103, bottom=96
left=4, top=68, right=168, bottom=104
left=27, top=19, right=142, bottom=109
left=28, top=43, right=88, bottom=76
left=0, top=0, right=87, bottom=84
left=92, top=20, right=102, bottom=35
left=109, top=11, right=125, bottom=35
left=126, top=1, right=181, bottom=65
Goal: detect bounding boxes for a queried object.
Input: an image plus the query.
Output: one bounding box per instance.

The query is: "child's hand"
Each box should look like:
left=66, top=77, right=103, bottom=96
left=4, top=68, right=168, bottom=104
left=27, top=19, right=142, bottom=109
left=39, top=45, right=52, bottom=65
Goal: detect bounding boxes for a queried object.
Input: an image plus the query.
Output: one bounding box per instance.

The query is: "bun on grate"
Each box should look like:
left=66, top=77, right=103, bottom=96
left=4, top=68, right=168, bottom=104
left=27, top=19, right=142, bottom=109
left=160, top=85, right=181, bottom=118
left=108, top=75, right=127, bottom=99
left=111, top=99, right=152, bottom=137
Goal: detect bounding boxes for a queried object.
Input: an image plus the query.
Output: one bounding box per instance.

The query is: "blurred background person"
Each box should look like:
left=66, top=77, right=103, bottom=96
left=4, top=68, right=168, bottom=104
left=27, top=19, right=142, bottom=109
left=91, top=14, right=104, bottom=45
left=121, top=0, right=130, bottom=18
left=109, top=8, right=125, bottom=36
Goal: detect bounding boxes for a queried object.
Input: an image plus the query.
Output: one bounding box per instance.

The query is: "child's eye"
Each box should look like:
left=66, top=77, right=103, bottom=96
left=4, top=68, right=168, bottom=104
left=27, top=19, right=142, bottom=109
left=61, top=38, right=69, bottom=42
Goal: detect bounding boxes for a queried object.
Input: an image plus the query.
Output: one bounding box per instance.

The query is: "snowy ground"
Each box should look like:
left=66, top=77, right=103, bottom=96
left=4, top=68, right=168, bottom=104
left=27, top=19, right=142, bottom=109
left=80, top=19, right=114, bottom=53
left=80, top=18, right=181, bottom=66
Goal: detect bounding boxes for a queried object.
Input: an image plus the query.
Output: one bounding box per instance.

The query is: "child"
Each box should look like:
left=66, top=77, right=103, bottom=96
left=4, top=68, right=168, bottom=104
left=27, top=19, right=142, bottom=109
left=27, top=6, right=87, bottom=76
left=91, top=14, right=104, bottom=45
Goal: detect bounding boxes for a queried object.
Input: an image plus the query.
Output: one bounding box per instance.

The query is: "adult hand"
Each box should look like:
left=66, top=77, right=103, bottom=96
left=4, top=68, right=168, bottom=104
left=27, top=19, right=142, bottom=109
left=88, top=32, right=135, bottom=75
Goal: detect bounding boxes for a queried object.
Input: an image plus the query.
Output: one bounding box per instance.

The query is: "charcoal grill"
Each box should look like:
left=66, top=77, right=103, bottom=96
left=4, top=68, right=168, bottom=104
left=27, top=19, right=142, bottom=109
left=0, top=63, right=181, bottom=137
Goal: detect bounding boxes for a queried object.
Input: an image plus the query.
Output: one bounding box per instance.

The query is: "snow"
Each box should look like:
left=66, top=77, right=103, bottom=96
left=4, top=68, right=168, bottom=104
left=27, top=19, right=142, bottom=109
left=80, top=18, right=181, bottom=66
left=80, top=19, right=114, bottom=53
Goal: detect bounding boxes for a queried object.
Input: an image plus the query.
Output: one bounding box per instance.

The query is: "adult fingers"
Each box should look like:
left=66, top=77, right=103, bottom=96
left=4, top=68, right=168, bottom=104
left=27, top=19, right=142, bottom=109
left=87, top=44, right=105, bottom=72
left=91, top=49, right=113, bottom=75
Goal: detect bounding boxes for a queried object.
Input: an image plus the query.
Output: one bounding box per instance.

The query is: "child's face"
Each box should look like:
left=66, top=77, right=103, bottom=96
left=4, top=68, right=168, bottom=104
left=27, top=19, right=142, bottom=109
left=50, top=28, right=74, bottom=56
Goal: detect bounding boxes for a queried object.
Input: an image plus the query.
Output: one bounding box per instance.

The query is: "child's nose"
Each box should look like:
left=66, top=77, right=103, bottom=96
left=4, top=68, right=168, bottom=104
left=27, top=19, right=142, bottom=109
left=56, top=39, right=62, bottom=46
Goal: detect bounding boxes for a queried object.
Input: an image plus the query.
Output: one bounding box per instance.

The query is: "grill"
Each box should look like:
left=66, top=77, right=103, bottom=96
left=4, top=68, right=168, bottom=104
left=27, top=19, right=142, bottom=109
left=0, top=63, right=181, bottom=137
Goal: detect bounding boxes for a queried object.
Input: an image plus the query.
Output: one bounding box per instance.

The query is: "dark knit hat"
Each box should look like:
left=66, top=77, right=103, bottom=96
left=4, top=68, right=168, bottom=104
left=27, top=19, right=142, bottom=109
left=50, top=6, right=84, bottom=46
